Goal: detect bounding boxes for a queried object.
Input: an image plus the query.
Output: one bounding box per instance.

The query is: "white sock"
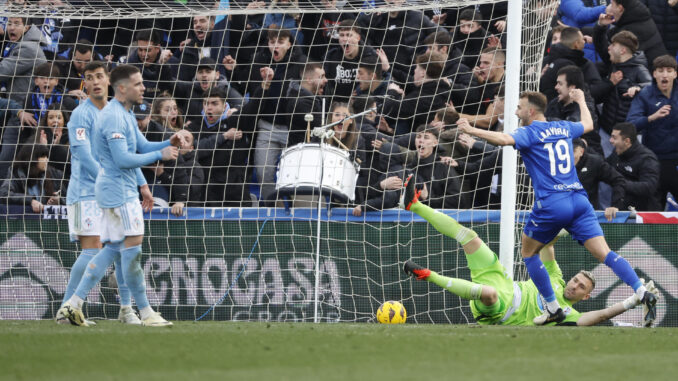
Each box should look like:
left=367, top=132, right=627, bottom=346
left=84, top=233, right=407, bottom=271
left=68, top=295, right=84, bottom=309
left=635, top=285, right=647, bottom=300
left=120, top=305, right=132, bottom=311
left=140, top=306, right=154, bottom=320
left=546, top=300, right=561, bottom=314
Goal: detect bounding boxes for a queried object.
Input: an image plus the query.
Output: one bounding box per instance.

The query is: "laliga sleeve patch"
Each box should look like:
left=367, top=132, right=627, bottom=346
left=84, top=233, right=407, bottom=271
left=76, top=128, right=87, bottom=141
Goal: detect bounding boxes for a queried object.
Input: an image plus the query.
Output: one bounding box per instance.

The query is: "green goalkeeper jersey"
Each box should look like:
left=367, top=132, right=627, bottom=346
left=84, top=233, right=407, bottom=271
left=495, top=260, right=581, bottom=326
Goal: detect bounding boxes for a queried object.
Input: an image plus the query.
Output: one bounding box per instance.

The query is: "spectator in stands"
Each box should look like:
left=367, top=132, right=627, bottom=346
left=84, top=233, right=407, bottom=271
left=545, top=65, right=602, bottom=155
left=284, top=62, right=328, bottom=147
left=422, top=31, right=472, bottom=92
left=30, top=104, right=70, bottom=177
left=0, top=144, right=65, bottom=213
left=0, top=96, right=34, bottom=127
left=598, top=31, right=652, bottom=135
left=151, top=94, right=184, bottom=133
left=382, top=51, right=451, bottom=135
left=124, top=29, right=181, bottom=100
left=540, top=27, right=605, bottom=102
left=175, top=15, right=230, bottom=81
left=23, top=62, right=76, bottom=123
left=299, top=0, right=356, bottom=61
left=627, top=55, right=678, bottom=210
left=186, top=57, right=243, bottom=125
left=263, top=0, right=304, bottom=45
left=354, top=54, right=388, bottom=99
left=451, top=47, right=504, bottom=119
left=572, top=138, right=626, bottom=213
left=357, top=1, right=443, bottom=84
left=56, top=39, right=106, bottom=100
left=324, top=19, right=379, bottom=102
left=190, top=70, right=269, bottom=206
left=452, top=9, right=492, bottom=69
left=641, top=0, right=678, bottom=57
left=325, top=102, right=367, bottom=166
left=606, top=122, right=662, bottom=211
left=135, top=100, right=169, bottom=143
left=557, top=0, right=607, bottom=62
left=175, top=131, right=206, bottom=207
left=0, top=17, right=48, bottom=104
left=594, top=0, right=666, bottom=68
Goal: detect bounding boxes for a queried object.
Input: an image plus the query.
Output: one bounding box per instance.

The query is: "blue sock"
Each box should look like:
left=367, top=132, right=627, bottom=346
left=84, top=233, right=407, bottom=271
left=604, top=251, right=642, bottom=291
left=524, top=255, right=557, bottom=303
left=62, top=248, right=98, bottom=305
left=121, top=245, right=150, bottom=310
left=73, top=243, right=120, bottom=300
left=113, top=256, right=132, bottom=306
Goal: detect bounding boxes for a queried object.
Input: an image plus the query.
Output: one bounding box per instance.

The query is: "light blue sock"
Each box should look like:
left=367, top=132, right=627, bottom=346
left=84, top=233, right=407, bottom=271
left=73, top=243, right=120, bottom=300
left=524, top=255, right=557, bottom=303
left=62, top=248, right=98, bottom=305
left=604, top=251, right=643, bottom=291
left=121, top=245, right=150, bottom=310
left=113, top=256, right=132, bottom=306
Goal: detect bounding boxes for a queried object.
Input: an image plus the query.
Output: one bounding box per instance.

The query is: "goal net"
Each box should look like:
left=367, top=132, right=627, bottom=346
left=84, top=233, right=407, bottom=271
left=0, top=0, right=561, bottom=323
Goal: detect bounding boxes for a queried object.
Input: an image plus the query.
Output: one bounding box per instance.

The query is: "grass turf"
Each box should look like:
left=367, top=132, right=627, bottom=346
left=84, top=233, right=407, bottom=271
left=1, top=321, right=677, bottom=381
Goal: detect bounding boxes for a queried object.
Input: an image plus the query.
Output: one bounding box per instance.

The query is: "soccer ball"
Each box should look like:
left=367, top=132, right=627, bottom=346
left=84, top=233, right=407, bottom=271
left=376, top=301, right=407, bottom=324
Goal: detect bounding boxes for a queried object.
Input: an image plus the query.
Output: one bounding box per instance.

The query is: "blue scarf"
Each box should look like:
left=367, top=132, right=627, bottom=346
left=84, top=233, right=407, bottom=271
left=201, top=103, right=230, bottom=129
left=30, top=88, right=63, bottom=120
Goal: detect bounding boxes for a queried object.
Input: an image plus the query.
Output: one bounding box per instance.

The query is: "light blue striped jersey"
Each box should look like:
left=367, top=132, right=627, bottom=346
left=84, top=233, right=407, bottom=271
left=66, top=99, right=102, bottom=205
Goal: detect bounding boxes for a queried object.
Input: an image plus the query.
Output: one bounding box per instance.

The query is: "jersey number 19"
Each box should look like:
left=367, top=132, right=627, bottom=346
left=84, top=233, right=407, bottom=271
left=544, top=140, right=571, bottom=176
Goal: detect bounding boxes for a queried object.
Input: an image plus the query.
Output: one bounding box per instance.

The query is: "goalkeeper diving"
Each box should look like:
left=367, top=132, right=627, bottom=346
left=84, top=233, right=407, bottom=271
left=400, top=176, right=659, bottom=326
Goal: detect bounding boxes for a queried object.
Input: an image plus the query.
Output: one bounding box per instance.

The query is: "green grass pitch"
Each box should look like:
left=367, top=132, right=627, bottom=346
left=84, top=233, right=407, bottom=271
left=1, top=321, right=677, bottom=381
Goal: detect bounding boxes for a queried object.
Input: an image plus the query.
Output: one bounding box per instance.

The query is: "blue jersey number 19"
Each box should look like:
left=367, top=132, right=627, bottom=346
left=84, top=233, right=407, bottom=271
left=543, top=140, right=571, bottom=176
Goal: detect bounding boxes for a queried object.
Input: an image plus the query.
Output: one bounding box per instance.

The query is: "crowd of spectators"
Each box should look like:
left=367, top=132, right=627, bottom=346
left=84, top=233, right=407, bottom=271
left=0, top=0, right=677, bottom=216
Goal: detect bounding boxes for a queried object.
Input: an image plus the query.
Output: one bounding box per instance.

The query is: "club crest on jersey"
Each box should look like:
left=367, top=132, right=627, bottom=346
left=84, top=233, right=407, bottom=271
left=111, top=133, right=124, bottom=139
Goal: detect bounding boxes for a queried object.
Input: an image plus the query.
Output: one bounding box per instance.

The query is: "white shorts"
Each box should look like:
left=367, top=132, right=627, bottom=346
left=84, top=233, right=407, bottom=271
left=67, top=200, right=103, bottom=242
left=100, top=200, right=145, bottom=243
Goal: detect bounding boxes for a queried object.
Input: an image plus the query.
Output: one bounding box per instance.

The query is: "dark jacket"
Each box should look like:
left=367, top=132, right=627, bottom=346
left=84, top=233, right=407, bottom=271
left=606, top=142, right=662, bottom=211
left=640, top=0, right=678, bottom=56
left=23, top=85, right=77, bottom=122
left=173, top=19, right=231, bottom=81
left=452, top=26, right=488, bottom=69
left=454, top=140, right=503, bottom=209
left=324, top=44, right=378, bottom=103
left=383, top=79, right=451, bottom=134
left=575, top=150, right=625, bottom=209
left=540, top=43, right=606, bottom=102
left=450, top=75, right=501, bottom=116
left=124, top=48, right=182, bottom=99
left=300, top=11, right=356, bottom=61
left=186, top=79, right=244, bottom=125
left=56, top=48, right=106, bottom=93
left=626, top=80, right=678, bottom=160
left=0, top=165, right=65, bottom=206
left=593, top=0, right=667, bottom=68
left=284, top=81, right=324, bottom=147
left=598, top=52, right=653, bottom=134
left=545, top=91, right=603, bottom=155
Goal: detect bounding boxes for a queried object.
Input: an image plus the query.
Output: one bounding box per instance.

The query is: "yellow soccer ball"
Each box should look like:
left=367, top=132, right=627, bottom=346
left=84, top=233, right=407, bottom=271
left=376, top=301, right=407, bottom=324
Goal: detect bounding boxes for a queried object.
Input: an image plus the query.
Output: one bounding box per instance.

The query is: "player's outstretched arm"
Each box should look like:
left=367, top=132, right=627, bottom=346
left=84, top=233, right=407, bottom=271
left=457, top=118, right=516, bottom=147
left=135, top=127, right=171, bottom=153
left=576, top=280, right=659, bottom=326
left=108, top=137, right=175, bottom=169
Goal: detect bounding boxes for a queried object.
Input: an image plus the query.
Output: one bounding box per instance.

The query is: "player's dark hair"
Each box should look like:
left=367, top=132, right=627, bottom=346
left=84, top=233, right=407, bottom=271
left=520, top=91, right=547, bottom=114
left=423, top=31, right=452, bottom=49
left=459, top=9, right=482, bottom=23
left=302, top=62, right=324, bottom=79
left=415, top=124, right=440, bottom=140
left=350, top=96, right=377, bottom=114
left=556, top=65, right=585, bottom=90
left=572, top=138, right=587, bottom=151
left=33, top=62, right=61, bottom=78
left=559, top=27, right=581, bottom=49
left=612, top=122, right=638, bottom=144
left=435, top=106, right=459, bottom=126
left=610, top=30, right=639, bottom=54
left=358, top=54, right=382, bottom=80
left=653, top=55, right=678, bottom=71
left=337, top=19, right=362, bottom=36
left=203, top=86, right=227, bottom=102
left=267, top=24, right=293, bottom=42
left=109, top=64, right=141, bottom=89
left=74, top=39, right=95, bottom=55
left=481, top=47, right=506, bottom=63
left=134, top=29, right=163, bottom=45
left=83, top=61, right=109, bottom=76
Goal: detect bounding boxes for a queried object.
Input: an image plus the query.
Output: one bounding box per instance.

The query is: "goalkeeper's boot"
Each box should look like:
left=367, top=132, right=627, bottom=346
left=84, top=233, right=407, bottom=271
left=641, top=291, right=657, bottom=328
left=142, top=311, right=173, bottom=327
left=119, top=307, right=142, bottom=325
left=533, top=308, right=566, bottom=326
left=403, top=260, right=431, bottom=280
left=400, top=174, right=421, bottom=211
left=56, top=302, right=89, bottom=327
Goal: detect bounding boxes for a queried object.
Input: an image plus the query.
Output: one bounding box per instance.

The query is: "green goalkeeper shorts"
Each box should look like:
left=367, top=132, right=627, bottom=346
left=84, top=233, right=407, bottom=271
left=468, top=248, right=514, bottom=324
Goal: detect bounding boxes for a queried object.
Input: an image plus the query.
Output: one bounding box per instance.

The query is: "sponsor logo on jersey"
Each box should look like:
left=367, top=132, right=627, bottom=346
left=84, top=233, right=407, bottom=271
left=111, top=133, right=124, bottom=139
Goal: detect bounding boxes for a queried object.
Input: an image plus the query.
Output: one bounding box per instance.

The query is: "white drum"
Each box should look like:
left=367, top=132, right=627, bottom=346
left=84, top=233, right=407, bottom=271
left=276, top=143, right=359, bottom=201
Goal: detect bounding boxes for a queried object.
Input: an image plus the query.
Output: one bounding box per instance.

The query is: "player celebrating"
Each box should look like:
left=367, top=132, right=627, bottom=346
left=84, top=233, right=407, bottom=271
left=456, top=90, right=657, bottom=326
left=57, top=61, right=141, bottom=326
left=401, top=177, right=659, bottom=326
left=57, top=65, right=189, bottom=327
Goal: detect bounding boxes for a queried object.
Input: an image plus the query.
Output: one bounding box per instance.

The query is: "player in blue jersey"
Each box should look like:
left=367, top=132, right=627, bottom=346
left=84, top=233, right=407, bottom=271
left=57, top=64, right=191, bottom=327
left=457, top=89, right=657, bottom=326
left=56, top=61, right=141, bottom=326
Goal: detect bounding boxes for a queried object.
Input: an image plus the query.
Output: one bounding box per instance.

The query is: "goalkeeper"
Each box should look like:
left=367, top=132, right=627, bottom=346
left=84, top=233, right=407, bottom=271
left=401, top=176, right=659, bottom=326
